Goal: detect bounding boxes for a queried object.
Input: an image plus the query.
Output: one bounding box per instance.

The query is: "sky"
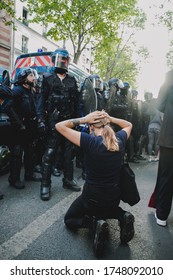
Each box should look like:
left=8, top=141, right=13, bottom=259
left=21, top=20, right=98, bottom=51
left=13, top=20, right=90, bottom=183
left=134, top=0, right=172, bottom=99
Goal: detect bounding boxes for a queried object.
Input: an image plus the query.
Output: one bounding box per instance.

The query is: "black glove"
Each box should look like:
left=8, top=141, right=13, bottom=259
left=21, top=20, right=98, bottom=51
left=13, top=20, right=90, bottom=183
left=37, top=120, right=47, bottom=135
left=0, top=84, right=12, bottom=98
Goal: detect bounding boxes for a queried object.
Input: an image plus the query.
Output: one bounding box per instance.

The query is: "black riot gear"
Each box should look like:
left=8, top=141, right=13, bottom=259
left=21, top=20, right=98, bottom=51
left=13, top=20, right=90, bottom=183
left=0, top=145, right=10, bottom=176
left=40, top=68, right=81, bottom=201
left=88, top=74, right=105, bottom=110
left=89, top=74, right=103, bottom=92
left=120, top=82, right=130, bottom=96
left=12, top=67, right=36, bottom=87
left=106, top=77, right=128, bottom=122
left=108, top=78, right=124, bottom=89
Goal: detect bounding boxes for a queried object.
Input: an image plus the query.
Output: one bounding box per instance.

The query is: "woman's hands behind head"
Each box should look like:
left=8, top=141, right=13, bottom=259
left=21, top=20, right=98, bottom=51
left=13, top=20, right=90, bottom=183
left=85, top=111, right=109, bottom=124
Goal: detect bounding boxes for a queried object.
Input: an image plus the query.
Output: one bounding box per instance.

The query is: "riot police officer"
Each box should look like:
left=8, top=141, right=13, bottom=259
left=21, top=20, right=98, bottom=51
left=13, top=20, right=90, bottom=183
left=40, top=48, right=81, bottom=201
left=106, top=78, right=127, bottom=131
left=0, top=82, right=13, bottom=198
left=8, top=68, right=41, bottom=189
left=126, top=89, right=142, bottom=163
left=0, top=70, right=25, bottom=196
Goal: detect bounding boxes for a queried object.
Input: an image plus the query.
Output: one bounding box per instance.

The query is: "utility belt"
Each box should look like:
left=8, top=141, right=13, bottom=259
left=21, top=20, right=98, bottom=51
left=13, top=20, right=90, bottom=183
left=23, top=116, right=37, bottom=122
left=50, top=107, right=71, bottom=122
left=22, top=117, right=37, bottom=127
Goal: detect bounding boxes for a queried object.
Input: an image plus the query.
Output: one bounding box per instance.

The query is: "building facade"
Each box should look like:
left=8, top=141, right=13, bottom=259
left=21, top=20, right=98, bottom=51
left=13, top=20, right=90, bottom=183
left=0, top=9, right=12, bottom=70
left=0, top=0, right=92, bottom=73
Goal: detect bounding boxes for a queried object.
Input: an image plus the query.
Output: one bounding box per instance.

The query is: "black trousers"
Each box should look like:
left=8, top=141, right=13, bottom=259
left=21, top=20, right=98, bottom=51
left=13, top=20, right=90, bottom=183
left=155, top=146, right=173, bottom=220
left=64, top=191, right=125, bottom=230
left=41, top=130, right=75, bottom=185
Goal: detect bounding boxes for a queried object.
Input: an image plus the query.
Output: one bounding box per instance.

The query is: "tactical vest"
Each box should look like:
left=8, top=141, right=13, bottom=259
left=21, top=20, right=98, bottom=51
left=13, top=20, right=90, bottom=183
left=43, top=73, right=79, bottom=121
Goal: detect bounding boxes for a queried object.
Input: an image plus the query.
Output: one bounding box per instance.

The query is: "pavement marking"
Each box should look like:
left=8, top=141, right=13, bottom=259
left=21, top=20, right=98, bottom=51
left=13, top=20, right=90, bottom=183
left=0, top=192, right=80, bottom=260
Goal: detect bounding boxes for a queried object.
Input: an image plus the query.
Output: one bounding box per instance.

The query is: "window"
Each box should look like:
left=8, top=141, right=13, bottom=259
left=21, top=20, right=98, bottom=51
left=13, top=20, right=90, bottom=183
left=22, top=8, right=28, bottom=26
left=42, top=47, right=47, bottom=52
left=22, top=36, right=28, bottom=53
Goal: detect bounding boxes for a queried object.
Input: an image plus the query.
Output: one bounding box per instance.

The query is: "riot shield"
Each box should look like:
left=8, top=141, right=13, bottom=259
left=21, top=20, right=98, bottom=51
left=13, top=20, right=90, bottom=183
left=105, top=85, right=117, bottom=115
left=105, top=85, right=128, bottom=119
left=80, top=77, right=97, bottom=116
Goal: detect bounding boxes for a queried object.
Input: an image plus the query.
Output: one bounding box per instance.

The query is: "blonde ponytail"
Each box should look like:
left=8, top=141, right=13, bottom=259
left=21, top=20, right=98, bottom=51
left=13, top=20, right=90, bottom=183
left=102, top=125, right=119, bottom=151
left=91, top=117, right=119, bottom=151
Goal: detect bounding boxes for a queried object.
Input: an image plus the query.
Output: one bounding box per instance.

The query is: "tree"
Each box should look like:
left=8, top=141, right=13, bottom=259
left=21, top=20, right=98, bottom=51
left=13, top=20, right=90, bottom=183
left=21, top=0, right=138, bottom=64
left=93, top=10, right=147, bottom=86
left=0, top=0, right=15, bottom=25
left=153, top=0, right=173, bottom=69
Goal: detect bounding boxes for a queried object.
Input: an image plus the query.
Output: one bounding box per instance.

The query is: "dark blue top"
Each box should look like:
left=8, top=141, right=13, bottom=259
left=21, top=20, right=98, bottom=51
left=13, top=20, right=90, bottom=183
left=80, top=130, right=127, bottom=187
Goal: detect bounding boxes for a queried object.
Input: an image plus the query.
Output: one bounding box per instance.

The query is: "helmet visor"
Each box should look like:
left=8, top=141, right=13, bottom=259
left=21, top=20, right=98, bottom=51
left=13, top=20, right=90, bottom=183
left=93, top=78, right=102, bottom=90
left=54, top=54, right=69, bottom=70
left=117, top=79, right=124, bottom=89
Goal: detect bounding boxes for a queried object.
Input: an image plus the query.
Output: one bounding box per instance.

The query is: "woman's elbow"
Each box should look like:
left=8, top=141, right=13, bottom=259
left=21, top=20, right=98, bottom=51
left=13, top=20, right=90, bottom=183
left=55, top=123, right=60, bottom=132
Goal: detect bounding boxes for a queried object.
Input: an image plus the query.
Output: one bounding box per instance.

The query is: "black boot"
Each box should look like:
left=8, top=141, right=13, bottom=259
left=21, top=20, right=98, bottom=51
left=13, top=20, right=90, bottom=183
left=40, top=162, right=52, bottom=201
left=34, top=164, right=42, bottom=173
left=24, top=172, right=42, bottom=182
left=93, top=220, right=109, bottom=257
left=8, top=176, right=25, bottom=189
left=40, top=184, right=51, bottom=201
left=62, top=178, right=81, bottom=192
left=52, top=167, right=61, bottom=177
left=119, top=212, right=135, bottom=244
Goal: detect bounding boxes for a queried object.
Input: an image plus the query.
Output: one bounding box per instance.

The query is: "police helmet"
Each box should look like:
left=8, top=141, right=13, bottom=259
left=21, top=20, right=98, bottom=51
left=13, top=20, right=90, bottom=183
left=51, top=48, right=70, bottom=72
left=144, top=91, right=153, bottom=101
left=102, top=81, right=109, bottom=91
left=89, top=74, right=103, bottom=91
left=131, top=89, right=138, bottom=97
left=123, top=81, right=130, bottom=89
left=108, top=78, right=124, bottom=89
left=13, top=68, right=34, bottom=85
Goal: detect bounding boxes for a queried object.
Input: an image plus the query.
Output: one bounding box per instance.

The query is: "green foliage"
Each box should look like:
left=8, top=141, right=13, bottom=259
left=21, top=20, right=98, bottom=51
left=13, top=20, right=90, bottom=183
left=21, top=0, right=138, bottom=62
left=93, top=9, right=147, bottom=86
left=0, top=0, right=15, bottom=25
left=94, top=41, right=138, bottom=87
left=160, top=10, right=173, bottom=31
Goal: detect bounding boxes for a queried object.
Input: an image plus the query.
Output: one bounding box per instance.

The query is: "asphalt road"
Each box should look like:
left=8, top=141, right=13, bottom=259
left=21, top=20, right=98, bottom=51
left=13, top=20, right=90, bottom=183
left=0, top=158, right=173, bottom=260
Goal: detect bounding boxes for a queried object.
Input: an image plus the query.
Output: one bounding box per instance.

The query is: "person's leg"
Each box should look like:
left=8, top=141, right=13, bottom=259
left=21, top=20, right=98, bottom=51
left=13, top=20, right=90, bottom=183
left=24, top=142, right=42, bottom=182
left=103, top=205, right=135, bottom=244
left=40, top=132, right=58, bottom=201
left=153, top=128, right=160, bottom=160
left=64, top=195, right=93, bottom=229
left=148, top=128, right=155, bottom=162
left=155, top=147, right=173, bottom=222
left=8, top=145, right=24, bottom=189
left=62, top=139, right=81, bottom=191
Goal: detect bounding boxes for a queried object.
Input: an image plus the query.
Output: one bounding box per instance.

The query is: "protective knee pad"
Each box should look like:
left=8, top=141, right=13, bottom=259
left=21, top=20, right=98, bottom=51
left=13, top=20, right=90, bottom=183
left=42, top=148, right=54, bottom=164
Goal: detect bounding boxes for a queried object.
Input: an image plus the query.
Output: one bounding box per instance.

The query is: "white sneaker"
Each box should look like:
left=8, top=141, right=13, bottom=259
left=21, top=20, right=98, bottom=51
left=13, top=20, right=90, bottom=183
left=155, top=213, right=167, bottom=227
left=148, top=156, right=154, bottom=162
